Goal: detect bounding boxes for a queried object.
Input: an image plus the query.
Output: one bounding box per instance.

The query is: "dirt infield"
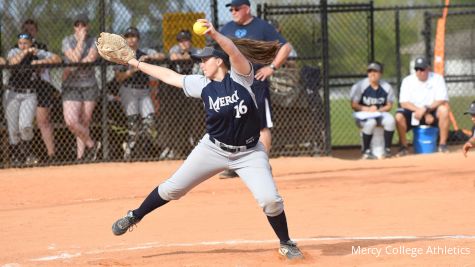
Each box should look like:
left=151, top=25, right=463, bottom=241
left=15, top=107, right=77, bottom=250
left=1, top=149, right=475, bottom=267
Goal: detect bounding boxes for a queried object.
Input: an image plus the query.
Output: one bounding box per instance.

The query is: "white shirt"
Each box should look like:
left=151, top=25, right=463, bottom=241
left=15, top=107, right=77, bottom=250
left=399, top=72, right=448, bottom=108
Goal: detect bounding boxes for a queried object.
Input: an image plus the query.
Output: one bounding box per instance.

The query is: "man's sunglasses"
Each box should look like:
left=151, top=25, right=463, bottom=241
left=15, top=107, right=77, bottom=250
left=229, top=7, right=240, bottom=12
left=415, top=68, right=427, bottom=72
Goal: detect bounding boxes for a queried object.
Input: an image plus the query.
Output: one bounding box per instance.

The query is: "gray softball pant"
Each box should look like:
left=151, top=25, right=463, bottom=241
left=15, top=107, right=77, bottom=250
left=158, top=134, right=284, bottom=217
left=356, top=112, right=396, bottom=135
left=2, top=89, right=37, bottom=145
left=119, top=85, right=154, bottom=117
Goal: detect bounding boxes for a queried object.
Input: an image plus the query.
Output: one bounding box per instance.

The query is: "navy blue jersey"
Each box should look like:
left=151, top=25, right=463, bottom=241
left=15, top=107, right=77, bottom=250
left=350, top=78, right=395, bottom=109
left=220, top=17, right=286, bottom=73
left=117, top=49, right=150, bottom=88
left=183, top=67, right=260, bottom=147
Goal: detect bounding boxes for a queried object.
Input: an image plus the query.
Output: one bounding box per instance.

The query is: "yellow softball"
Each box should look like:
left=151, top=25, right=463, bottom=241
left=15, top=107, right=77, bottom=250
left=193, top=21, right=208, bottom=35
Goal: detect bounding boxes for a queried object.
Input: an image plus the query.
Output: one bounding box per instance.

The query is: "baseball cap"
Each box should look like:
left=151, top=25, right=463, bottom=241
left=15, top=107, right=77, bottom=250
left=176, top=30, right=192, bottom=41
left=464, top=101, right=475, bottom=115
left=192, top=47, right=230, bottom=66
left=124, top=27, right=140, bottom=38
left=225, top=0, right=251, bottom=7
left=74, top=13, right=89, bottom=24
left=367, top=62, right=383, bottom=72
left=414, top=57, right=429, bottom=69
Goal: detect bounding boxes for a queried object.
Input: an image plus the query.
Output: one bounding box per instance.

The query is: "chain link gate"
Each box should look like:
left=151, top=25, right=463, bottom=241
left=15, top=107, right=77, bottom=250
left=258, top=3, right=329, bottom=157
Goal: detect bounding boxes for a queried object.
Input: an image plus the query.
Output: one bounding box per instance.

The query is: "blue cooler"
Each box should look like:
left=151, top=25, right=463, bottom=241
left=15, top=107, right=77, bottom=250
left=413, top=126, right=439, bottom=154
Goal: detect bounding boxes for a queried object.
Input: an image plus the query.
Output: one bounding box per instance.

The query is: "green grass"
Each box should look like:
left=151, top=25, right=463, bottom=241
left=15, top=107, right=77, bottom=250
left=330, top=96, right=475, bottom=146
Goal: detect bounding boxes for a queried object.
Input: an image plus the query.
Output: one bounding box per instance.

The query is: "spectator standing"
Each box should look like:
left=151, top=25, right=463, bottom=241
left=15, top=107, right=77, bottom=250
left=20, top=19, right=58, bottom=163
left=220, top=0, right=292, bottom=178
left=396, top=57, right=450, bottom=156
left=61, top=13, right=101, bottom=161
left=350, top=62, right=395, bottom=159
left=4, top=33, right=61, bottom=166
left=115, top=26, right=165, bottom=160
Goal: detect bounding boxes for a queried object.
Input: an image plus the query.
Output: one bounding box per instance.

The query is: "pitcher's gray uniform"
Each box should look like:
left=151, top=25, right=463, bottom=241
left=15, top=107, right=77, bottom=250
left=157, top=66, right=282, bottom=215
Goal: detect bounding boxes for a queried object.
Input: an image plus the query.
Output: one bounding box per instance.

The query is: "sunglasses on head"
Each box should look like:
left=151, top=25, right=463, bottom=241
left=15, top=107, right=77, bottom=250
left=415, top=68, right=427, bottom=72
left=74, top=21, right=86, bottom=27
left=18, top=33, right=32, bottom=40
left=229, top=7, right=240, bottom=12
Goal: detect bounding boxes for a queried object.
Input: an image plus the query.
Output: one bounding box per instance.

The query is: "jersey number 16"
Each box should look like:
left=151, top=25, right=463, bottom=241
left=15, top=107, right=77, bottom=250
left=234, top=100, right=248, bottom=118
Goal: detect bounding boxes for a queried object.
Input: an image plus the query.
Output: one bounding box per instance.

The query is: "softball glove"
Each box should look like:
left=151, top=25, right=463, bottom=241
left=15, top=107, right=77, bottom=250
left=96, top=32, right=135, bottom=65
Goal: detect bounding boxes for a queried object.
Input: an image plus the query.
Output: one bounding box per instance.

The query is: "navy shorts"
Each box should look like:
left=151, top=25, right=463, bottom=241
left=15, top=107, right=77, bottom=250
left=396, top=108, right=438, bottom=131
left=251, top=79, right=273, bottom=130
left=37, top=80, right=56, bottom=108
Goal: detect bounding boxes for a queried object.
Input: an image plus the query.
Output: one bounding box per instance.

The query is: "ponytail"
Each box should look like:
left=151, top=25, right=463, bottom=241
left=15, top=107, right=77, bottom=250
left=231, top=38, right=281, bottom=65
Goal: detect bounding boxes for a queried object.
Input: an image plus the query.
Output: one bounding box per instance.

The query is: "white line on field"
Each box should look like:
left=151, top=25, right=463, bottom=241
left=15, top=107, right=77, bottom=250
left=30, top=234, right=475, bottom=262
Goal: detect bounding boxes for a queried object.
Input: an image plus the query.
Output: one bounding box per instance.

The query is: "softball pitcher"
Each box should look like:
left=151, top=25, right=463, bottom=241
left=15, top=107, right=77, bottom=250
left=4, top=33, right=61, bottom=165
left=115, top=27, right=165, bottom=160
left=99, top=19, right=304, bottom=260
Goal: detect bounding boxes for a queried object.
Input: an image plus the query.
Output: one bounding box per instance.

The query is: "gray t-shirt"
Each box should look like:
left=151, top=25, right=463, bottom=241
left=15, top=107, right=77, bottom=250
left=61, top=35, right=97, bottom=88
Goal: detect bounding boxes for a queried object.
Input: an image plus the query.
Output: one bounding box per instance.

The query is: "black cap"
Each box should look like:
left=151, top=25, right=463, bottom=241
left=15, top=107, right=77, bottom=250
left=225, top=0, right=251, bottom=7
left=17, top=32, right=33, bottom=41
left=124, top=27, right=140, bottom=38
left=176, top=30, right=192, bottom=41
left=74, top=13, right=89, bottom=24
left=367, top=62, right=383, bottom=72
left=414, top=57, right=429, bottom=69
left=192, top=47, right=230, bottom=65
left=464, top=101, right=475, bottom=115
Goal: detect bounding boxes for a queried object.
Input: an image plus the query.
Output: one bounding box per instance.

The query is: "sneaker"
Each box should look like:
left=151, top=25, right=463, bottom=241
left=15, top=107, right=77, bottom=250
left=219, top=169, right=239, bottom=179
left=122, top=142, right=132, bottom=160
left=279, top=240, right=304, bottom=260
left=25, top=155, right=39, bottom=166
left=86, top=141, right=102, bottom=161
left=112, top=210, right=141, bottom=236
left=362, top=149, right=377, bottom=160
left=383, top=148, right=392, bottom=158
left=438, top=144, right=449, bottom=153
left=396, top=146, right=408, bottom=157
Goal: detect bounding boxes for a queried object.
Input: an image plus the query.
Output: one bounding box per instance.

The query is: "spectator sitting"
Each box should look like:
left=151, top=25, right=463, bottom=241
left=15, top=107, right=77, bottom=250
left=350, top=62, right=395, bottom=159
left=462, top=101, right=475, bottom=157
left=395, top=57, right=450, bottom=156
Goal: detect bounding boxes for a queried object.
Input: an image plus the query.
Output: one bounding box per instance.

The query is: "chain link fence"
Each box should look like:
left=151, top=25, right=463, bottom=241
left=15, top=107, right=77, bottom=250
left=1, top=0, right=475, bottom=168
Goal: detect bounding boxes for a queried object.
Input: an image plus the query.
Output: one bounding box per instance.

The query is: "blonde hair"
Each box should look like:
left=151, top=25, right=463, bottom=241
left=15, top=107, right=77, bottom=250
left=231, top=38, right=281, bottom=65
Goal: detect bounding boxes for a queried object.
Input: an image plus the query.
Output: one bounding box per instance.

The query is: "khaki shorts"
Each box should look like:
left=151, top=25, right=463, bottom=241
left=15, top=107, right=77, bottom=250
left=62, top=85, right=99, bottom=102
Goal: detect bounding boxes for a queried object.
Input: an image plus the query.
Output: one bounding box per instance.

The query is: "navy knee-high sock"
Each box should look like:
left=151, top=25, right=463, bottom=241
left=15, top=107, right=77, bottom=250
left=132, top=186, right=169, bottom=220
left=267, top=211, right=290, bottom=243
left=384, top=130, right=394, bottom=149
left=362, top=133, right=373, bottom=152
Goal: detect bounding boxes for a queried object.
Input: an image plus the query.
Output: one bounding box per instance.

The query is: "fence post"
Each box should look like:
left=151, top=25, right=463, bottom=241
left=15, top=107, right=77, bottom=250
left=368, top=0, right=375, bottom=62
left=423, top=11, right=432, bottom=62
left=257, top=3, right=262, bottom=18
left=99, top=0, right=109, bottom=160
left=395, top=8, right=402, bottom=99
left=211, top=0, right=219, bottom=29
left=320, top=0, right=331, bottom=155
